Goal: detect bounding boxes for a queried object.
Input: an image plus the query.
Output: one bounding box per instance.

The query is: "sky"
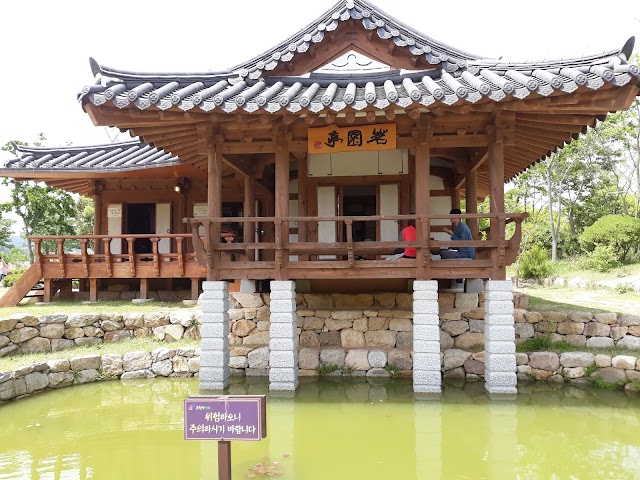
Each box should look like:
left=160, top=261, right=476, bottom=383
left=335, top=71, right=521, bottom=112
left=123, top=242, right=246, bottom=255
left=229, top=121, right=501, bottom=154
left=0, top=0, right=638, bottom=209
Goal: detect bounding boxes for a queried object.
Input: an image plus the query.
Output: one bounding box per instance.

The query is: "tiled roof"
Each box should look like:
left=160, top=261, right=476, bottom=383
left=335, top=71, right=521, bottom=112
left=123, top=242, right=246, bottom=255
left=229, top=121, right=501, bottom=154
left=3, top=140, right=182, bottom=172
left=82, top=55, right=639, bottom=115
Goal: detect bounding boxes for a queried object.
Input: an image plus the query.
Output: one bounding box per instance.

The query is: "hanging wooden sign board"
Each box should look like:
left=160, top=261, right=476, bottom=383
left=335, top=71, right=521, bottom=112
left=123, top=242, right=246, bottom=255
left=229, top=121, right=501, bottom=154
left=308, top=123, right=396, bottom=154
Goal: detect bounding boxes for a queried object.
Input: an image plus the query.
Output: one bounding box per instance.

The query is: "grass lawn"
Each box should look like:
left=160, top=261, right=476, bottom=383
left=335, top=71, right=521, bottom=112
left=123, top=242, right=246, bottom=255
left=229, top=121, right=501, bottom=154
left=517, top=285, right=640, bottom=314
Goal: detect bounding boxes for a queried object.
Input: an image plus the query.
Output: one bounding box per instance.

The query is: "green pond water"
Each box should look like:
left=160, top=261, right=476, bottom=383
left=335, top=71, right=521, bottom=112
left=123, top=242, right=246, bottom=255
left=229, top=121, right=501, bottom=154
left=1, top=377, right=639, bottom=480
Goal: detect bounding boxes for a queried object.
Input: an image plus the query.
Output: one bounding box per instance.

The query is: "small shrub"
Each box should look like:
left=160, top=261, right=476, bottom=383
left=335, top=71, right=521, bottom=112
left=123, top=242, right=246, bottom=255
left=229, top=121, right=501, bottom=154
left=615, top=282, right=634, bottom=295
left=584, top=365, right=600, bottom=377
left=315, top=363, right=341, bottom=375
left=1, top=268, right=27, bottom=288
left=517, top=335, right=554, bottom=352
left=519, top=244, right=553, bottom=280
left=581, top=245, right=619, bottom=273
left=384, top=363, right=400, bottom=378
left=592, top=377, right=625, bottom=390
left=340, top=364, right=355, bottom=376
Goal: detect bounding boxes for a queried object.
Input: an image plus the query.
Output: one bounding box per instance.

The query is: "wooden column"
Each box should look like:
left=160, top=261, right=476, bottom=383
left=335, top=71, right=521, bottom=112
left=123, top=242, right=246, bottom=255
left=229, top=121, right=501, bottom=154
left=487, top=121, right=506, bottom=279
left=414, top=119, right=431, bottom=280
left=465, top=167, right=479, bottom=239
left=244, top=174, right=255, bottom=261
left=207, top=140, right=223, bottom=280
left=451, top=188, right=461, bottom=210
left=140, top=278, right=149, bottom=300
left=274, top=126, right=290, bottom=280
left=297, top=154, right=309, bottom=260
left=93, top=181, right=103, bottom=254
left=89, top=278, right=98, bottom=303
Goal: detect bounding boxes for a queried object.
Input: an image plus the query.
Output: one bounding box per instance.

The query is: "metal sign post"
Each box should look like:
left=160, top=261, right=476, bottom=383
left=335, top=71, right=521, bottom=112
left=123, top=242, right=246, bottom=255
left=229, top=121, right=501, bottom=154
left=184, top=395, right=267, bottom=480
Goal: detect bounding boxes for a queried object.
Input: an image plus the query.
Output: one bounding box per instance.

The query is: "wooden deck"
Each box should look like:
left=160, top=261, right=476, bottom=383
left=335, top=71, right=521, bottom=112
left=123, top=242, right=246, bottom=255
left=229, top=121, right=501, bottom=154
left=12, top=213, right=526, bottom=304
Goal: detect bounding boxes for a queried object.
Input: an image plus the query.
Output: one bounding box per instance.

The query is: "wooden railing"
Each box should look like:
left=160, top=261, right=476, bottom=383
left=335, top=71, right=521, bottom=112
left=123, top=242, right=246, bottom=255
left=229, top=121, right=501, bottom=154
left=185, top=213, right=528, bottom=280
left=29, top=234, right=205, bottom=280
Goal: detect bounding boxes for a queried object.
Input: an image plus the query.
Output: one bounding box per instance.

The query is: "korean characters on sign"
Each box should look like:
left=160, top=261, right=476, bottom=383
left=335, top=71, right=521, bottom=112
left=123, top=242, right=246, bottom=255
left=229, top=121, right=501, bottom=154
left=308, top=123, right=397, bottom=154
left=184, top=396, right=266, bottom=441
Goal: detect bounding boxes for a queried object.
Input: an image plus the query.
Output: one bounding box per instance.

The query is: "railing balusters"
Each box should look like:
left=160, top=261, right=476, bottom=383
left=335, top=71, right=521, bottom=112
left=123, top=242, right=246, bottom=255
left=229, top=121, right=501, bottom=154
left=151, top=237, right=160, bottom=277
left=34, top=239, right=43, bottom=278
left=80, top=239, right=89, bottom=277
left=126, top=237, right=135, bottom=277
left=56, top=239, right=65, bottom=277
left=177, top=237, right=185, bottom=277
left=345, top=219, right=354, bottom=267
left=103, top=238, right=112, bottom=277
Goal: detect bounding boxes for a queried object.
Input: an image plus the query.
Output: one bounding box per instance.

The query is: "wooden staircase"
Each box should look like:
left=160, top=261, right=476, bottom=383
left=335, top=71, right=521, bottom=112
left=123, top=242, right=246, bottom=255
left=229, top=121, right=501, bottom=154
left=0, top=263, right=42, bottom=308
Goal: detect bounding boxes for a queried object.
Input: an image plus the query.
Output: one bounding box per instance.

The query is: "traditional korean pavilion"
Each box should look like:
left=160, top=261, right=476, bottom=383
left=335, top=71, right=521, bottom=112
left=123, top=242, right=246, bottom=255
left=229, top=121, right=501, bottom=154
left=1, top=0, right=638, bottom=393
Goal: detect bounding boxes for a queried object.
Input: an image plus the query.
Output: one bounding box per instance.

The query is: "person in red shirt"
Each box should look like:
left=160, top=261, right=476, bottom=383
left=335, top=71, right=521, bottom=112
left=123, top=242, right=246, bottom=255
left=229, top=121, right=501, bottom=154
left=401, top=220, right=416, bottom=258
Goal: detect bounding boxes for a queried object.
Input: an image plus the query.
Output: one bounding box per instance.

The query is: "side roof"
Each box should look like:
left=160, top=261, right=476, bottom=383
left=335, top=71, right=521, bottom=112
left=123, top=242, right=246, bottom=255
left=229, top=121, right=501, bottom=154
left=2, top=140, right=182, bottom=173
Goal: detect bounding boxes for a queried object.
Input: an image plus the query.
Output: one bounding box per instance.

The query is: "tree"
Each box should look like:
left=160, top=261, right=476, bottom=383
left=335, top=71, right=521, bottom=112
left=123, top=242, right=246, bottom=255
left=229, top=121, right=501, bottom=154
left=579, top=214, right=640, bottom=262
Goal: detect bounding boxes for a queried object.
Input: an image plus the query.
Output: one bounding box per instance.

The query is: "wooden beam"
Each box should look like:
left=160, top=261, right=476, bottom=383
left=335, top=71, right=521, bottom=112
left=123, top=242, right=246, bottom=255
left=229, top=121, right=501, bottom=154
left=207, top=139, right=222, bottom=280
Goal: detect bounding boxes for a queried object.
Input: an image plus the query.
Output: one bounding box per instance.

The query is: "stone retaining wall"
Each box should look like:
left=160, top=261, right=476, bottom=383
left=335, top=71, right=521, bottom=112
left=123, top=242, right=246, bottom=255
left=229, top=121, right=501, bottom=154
left=0, top=347, right=200, bottom=402
left=514, top=309, right=640, bottom=349
left=1, top=347, right=638, bottom=403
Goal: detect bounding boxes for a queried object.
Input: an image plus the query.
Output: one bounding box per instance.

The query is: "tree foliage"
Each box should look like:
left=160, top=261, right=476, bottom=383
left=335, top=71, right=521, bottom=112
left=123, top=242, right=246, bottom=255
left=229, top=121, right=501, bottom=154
left=579, top=214, right=640, bottom=262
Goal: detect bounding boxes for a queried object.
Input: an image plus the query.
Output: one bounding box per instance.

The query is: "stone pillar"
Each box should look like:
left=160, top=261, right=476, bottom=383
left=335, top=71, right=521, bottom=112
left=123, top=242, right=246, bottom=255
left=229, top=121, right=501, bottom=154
left=484, top=280, right=517, bottom=394
left=412, top=280, right=441, bottom=393
left=269, top=280, right=298, bottom=391
left=199, top=281, right=230, bottom=391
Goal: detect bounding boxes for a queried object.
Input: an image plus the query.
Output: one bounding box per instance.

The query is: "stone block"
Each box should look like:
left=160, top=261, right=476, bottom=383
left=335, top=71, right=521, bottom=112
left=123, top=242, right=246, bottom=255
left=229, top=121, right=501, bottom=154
left=413, top=290, right=438, bottom=301
left=0, top=318, right=19, bottom=334
left=454, top=332, right=485, bottom=350
left=484, top=290, right=513, bottom=302
left=485, top=354, right=516, bottom=372
left=515, top=323, right=534, bottom=339
left=24, top=372, right=49, bottom=393
left=270, top=338, right=297, bottom=351
left=345, top=349, right=370, bottom=370
left=443, top=349, right=471, bottom=370
left=559, top=352, right=595, bottom=368
left=440, top=331, right=454, bottom=351
left=8, top=327, right=39, bottom=344
left=269, top=367, right=297, bottom=383
left=269, top=281, right=295, bottom=291
left=122, top=351, right=152, bottom=371
left=269, top=299, right=296, bottom=313
left=413, top=352, right=441, bottom=371
left=66, top=313, right=100, bottom=328
left=368, top=350, right=387, bottom=368
left=396, top=293, right=413, bottom=309
left=413, top=313, right=439, bottom=326
left=320, top=348, right=346, bottom=366
left=201, top=350, right=229, bottom=370
left=413, top=340, right=441, bottom=353
left=484, top=280, right=512, bottom=292
left=20, top=337, right=51, bottom=354
left=269, top=324, right=295, bottom=339
left=557, top=321, right=584, bottom=335
left=584, top=322, right=610, bottom=337
left=441, top=321, right=469, bottom=337
left=413, top=280, right=438, bottom=291
left=617, top=335, right=640, bottom=349
left=543, top=312, right=567, bottom=322
left=298, top=348, right=320, bottom=370
left=593, top=312, right=618, bottom=325
left=48, top=372, right=74, bottom=388
left=200, top=323, right=229, bottom=338
left=389, top=318, right=412, bottom=332
left=619, top=314, right=640, bottom=327
left=525, top=311, right=544, bottom=323
left=364, top=330, right=396, bottom=348
left=455, top=293, right=479, bottom=309
left=232, top=319, right=257, bottom=337
left=270, top=350, right=296, bottom=368
left=413, top=325, right=439, bottom=341
left=396, top=332, right=413, bottom=350
left=611, top=355, right=637, bottom=370
left=529, top=352, right=559, bottom=371
left=299, top=331, right=320, bottom=348
left=485, top=325, right=515, bottom=342
left=464, top=359, right=485, bottom=375
left=611, top=327, right=628, bottom=341
left=303, top=317, right=325, bottom=330
left=51, top=339, right=75, bottom=351
left=468, top=320, right=485, bottom=335
left=485, top=371, right=517, bottom=387
left=485, top=340, right=526, bottom=355
left=319, top=331, right=341, bottom=347
left=325, top=319, right=354, bottom=330
left=340, top=329, right=366, bottom=348
left=303, top=294, right=333, bottom=309
left=70, top=354, right=101, bottom=371
left=591, top=367, right=627, bottom=385
left=413, top=300, right=439, bottom=315
left=586, top=337, right=614, bottom=348
left=595, top=354, right=612, bottom=367
left=564, top=335, right=586, bottom=346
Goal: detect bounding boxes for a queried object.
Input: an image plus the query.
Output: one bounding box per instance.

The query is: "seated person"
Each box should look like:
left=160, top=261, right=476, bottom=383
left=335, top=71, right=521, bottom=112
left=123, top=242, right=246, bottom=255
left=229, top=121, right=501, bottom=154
left=400, top=220, right=416, bottom=259
left=441, top=208, right=475, bottom=259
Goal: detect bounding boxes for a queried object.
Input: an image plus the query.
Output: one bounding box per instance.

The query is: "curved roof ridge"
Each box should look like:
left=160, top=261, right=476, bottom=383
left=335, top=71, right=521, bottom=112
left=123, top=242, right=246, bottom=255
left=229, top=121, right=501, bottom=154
left=14, top=139, right=142, bottom=155
left=89, top=57, right=234, bottom=83
left=229, top=0, right=485, bottom=79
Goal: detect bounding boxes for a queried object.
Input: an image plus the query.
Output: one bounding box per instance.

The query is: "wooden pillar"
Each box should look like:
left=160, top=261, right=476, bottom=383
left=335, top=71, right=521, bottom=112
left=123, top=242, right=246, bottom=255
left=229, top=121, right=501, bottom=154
left=244, top=174, right=255, bottom=261
left=297, top=154, right=309, bottom=260
left=93, top=181, right=103, bottom=254
left=451, top=188, right=461, bottom=210
left=140, top=278, right=149, bottom=300
left=414, top=119, right=431, bottom=280
left=191, top=278, right=201, bottom=301
left=274, top=126, right=290, bottom=280
left=465, top=168, right=479, bottom=239
left=487, top=122, right=506, bottom=279
left=207, top=140, right=223, bottom=280
left=89, top=278, right=98, bottom=303
left=43, top=278, right=53, bottom=304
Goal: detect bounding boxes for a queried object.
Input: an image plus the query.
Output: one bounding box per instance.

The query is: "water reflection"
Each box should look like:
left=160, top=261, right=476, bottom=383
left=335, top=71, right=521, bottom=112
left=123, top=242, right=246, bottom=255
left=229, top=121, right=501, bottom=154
left=0, top=377, right=638, bottom=479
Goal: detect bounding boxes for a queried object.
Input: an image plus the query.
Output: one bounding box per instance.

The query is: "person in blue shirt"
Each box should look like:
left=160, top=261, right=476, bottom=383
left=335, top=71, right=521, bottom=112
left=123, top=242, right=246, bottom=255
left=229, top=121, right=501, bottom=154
left=440, top=208, right=475, bottom=259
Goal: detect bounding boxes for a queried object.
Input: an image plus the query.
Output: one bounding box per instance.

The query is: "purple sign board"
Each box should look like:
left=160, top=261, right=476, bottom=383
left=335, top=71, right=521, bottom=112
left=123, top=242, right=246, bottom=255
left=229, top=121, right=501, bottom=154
left=184, top=395, right=266, bottom=441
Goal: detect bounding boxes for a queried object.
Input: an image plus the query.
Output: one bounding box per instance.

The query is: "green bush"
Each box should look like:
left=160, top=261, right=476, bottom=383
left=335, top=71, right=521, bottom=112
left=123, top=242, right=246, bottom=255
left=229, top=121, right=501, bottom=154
left=1, top=268, right=27, bottom=288
left=519, top=244, right=553, bottom=280
left=579, top=215, right=640, bottom=262
left=580, top=244, right=619, bottom=272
